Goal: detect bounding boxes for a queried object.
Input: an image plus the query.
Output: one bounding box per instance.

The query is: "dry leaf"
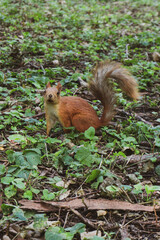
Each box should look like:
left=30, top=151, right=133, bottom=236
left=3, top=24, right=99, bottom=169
left=97, top=210, right=107, bottom=217
left=59, top=190, right=70, bottom=200
left=153, top=52, right=160, bottom=62
left=81, top=230, right=101, bottom=239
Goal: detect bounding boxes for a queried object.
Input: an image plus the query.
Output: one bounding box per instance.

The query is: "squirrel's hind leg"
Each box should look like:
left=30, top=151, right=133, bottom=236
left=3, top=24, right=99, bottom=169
left=72, top=114, right=100, bottom=132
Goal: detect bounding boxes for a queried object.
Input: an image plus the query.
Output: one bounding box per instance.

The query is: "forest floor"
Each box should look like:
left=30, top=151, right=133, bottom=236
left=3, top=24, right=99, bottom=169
left=0, top=0, right=160, bottom=239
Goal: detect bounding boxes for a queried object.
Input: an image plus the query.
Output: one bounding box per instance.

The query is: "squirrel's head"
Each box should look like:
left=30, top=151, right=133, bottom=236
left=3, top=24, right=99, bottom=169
left=44, top=82, right=62, bottom=104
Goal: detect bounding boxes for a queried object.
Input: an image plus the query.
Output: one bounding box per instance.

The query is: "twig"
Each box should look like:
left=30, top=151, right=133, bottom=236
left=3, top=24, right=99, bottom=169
left=40, top=64, right=46, bottom=75
left=120, top=188, right=133, bottom=203
left=125, top=44, right=129, bottom=59
left=44, top=142, right=49, bottom=164
left=135, top=113, right=153, bottom=126
left=70, top=208, right=97, bottom=229
left=78, top=77, right=88, bottom=88
left=153, top=200, right=158, bottom=224
left=63, top=211, right=70, bottom=228
left=98, top=156, right=103, bottom=169
left=25, top=112, right=45, bottom=119
left=123, top=214, right=143, bottom=227
left=117, top=109, right=153, bottom=126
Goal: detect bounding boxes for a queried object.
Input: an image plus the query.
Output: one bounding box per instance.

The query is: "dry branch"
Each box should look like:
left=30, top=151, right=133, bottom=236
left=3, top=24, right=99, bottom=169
left=19, top=198, right=160, bottom=212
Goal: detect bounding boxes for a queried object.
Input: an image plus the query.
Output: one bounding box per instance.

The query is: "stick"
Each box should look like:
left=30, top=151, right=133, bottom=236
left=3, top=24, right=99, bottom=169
left=70, top=208, right=97, bottom=229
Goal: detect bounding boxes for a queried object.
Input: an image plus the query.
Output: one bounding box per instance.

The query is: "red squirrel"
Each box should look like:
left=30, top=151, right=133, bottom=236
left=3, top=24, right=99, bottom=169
left=44, top=60, right=140, bottom=136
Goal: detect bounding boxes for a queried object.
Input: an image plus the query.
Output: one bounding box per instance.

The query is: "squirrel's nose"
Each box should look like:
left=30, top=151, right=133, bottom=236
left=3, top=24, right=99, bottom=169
left=49, top=94, right=52, bottom=98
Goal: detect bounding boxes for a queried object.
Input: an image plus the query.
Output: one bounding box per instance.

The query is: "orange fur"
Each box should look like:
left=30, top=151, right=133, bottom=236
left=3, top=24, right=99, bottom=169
left=44, top=60, right=140, bottom=135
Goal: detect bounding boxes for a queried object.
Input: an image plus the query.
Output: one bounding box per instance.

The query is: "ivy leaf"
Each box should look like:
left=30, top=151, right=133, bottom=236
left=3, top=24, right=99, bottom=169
left=42, top=189, right=55, bottom=201
left=8, top=134, right=26, bottom=143
left=1, top=176, right=14, bottom=185
left=65, top=223, right=85, bottom=234
left=23, top=190, right=33, bottom=200
left=45, top=226, right=73, bottom=240
left=12, top=207, right=27, bottom=221
left=84, top=127, right=96, bottom=140
left=75, top=147, right=93, bottom=166
left=86, top=169, right=101, bottom=183
left=24, top=148, right=41, bottom=167
left=13, top=178, right=26, bottom=190
left=4, top=185, right=17, bottom=198
left=0, top=164, right=5, bottom=175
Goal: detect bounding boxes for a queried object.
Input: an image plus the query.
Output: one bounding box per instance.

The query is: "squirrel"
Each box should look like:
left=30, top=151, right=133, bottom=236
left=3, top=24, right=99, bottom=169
left=44, top=60, right=140, bottom=136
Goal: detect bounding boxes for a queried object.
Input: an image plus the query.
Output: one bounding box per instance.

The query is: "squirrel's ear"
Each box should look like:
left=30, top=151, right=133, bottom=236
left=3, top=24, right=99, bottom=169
left=46, top=82, right=51, bottom=88
left=57, top=82, right=62, bottom=95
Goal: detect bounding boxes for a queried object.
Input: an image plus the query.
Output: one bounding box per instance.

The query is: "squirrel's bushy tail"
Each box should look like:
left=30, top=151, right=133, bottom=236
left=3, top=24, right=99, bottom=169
left=88, top=60, right=140, bottom=125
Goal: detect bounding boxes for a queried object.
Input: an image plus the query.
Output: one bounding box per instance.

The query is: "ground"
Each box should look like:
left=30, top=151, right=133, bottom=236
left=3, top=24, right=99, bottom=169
left=0, top=0, right=160, bottom=239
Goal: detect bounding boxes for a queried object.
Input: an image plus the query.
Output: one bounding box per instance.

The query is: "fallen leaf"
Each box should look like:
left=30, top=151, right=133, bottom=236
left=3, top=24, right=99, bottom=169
left=80, top=230, right=101, bottom=239
left=59, top=190, right=70, bottom=200
left=97, top=210, right=107, bottom=217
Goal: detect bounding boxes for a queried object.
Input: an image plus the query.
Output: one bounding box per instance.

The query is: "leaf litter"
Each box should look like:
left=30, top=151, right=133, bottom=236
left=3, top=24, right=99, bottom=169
left=0, top=0, right=160, bottom=239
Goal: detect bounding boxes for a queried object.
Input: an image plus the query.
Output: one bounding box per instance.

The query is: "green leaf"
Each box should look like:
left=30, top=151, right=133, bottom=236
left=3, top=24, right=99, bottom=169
left=75, top=147, right=93, bottom=166
left=30, top=187, right=40, bottom=195
left=155, top=137, right=160, bottom=147
left=6, top=150, right=17, bottom=163
left=42, top=189, right=55, bottom=200
left=155, top=165, right=160, bottom=176
left=12, top=207, right=27, bottom=221
left=91, top=175, right=104, bottom=189
left=86, top=169, right=101, bottom=183
left=150, top=157, right=157, bottom=163
left=13, top=168, right=30, bottom=179
left=45, top=226, right=73, bottom=240
left=132, top=183, right=143, bottom=195
left=1, top=204, right=15, bottom=215
left=24, top=149, right=41, bottom=167
left=46, top=138, right=62, bottom=144
left=145, top=185, right=160, bottom=194
left=106, top=185, right=119, bottom=193
left=14, top=152, right=30, bottom=167
left=23, top=190, right=33, bottom=200
left=33, top=214, right=48, bottom=229
left=0, top=164, right=5, bottom=175
left=84, top=127, right=95, bottom=140
left=6, top=149, right=41, bottom=168
left=8, top=134, right=26, bottom=143
left=27, top=136, right=37, bottom=144
left=13, top=178, right=26, bottom=190
left=0, top=124, right=4, bottom=129
left=1, top=176, right=14, bottom=185
left=4, top=185, right=17, bottom=198
left=65, top=223, right=85, bottom=234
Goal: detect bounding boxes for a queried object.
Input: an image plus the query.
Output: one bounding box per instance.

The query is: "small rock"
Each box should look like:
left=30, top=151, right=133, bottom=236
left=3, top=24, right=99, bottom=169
left=97, top=210, right=107, bottom=217
left=3, top=235, right=11, bottom=240
left=35, top=106, right=41, bottom=114
left=52, top=59, right=59, bottom=65
left=81, top=230, right=101, bottom=239
left=26, top=230, right=34, bottom=238
left=35, top=97, right=41, bottom=105
left=141, top=161, right=154, bottom=173
left=9, top=227, right=17, bottom=235
left=12, top=223, right=20, bottom=232
left=127, top=174, right=140, bottom=184
left=34, top=230, right=42, bottom=238
left=152, top=52, right=160, bottom=62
